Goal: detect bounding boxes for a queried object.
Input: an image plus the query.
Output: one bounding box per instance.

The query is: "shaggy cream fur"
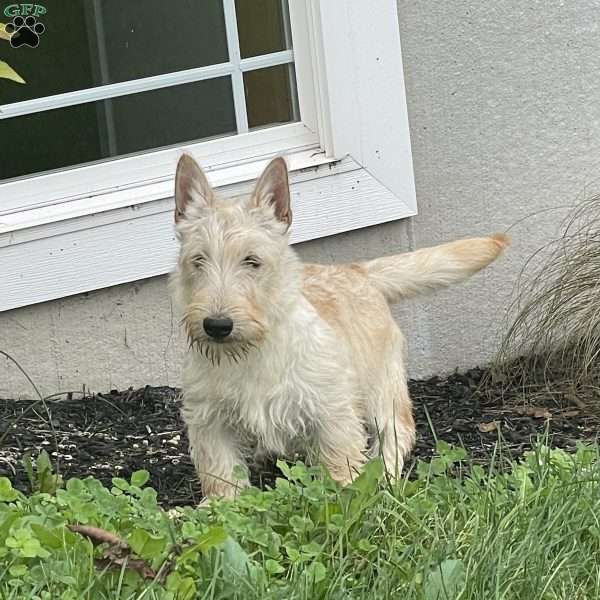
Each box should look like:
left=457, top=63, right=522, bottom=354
left=170, top=154, right=509, bottom=498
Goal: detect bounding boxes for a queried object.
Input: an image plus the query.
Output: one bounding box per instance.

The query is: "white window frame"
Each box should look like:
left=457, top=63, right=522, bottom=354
left=0, top=0, right=416, bottom=312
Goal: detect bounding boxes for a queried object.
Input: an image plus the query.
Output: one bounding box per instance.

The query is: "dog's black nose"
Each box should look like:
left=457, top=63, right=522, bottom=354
left=203, top=316, right=233, bottom=339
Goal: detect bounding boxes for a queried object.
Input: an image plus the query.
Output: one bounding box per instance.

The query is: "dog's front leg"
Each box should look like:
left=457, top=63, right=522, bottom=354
left=187, top=421, right=249, bottom=499
left=314, top=410, right=367, bottom=486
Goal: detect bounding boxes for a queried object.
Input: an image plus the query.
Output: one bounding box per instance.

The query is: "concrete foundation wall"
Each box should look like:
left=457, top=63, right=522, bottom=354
left=3, top=0, right=600, bottom=398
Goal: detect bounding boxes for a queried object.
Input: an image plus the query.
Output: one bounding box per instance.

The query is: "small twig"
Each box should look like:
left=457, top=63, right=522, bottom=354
left=68, top=524, right=129, bottom=550
left=40, top=390, right=87, bottom=403
left=94, top=557, right=157, bottom=581
left=0, top=350, right=43, bottom=401
left=95, top=394, right=131, bottom=418
left=68, top=524, right=162, bottom=581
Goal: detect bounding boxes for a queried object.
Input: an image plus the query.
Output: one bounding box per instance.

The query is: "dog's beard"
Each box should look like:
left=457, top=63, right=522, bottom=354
left=186, top=334, right=257, bottom=366
left=182, top=305, right=265, bottom=367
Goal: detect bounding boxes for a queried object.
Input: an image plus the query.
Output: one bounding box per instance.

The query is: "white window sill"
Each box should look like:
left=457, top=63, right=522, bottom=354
left=0, top=152, right=416, bottom=312
left=0, top=147, right=332, bottom=237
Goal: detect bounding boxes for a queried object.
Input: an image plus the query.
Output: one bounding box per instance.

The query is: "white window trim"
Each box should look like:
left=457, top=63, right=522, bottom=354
left=0, top=0, right=416, bottom=312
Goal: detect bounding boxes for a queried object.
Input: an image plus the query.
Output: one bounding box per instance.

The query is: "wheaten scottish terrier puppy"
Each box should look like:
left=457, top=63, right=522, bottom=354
left=170, top=154, right=508, bottom=498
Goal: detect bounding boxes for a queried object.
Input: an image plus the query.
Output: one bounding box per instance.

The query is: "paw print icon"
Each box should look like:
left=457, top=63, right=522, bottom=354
left=6, top=15, right=45, bottom=48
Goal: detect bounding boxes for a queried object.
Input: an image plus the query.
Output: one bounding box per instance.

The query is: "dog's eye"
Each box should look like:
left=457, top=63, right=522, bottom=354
left=242, top=255, right=262, bottom=269
left=191, top=254, right=206, bottom=268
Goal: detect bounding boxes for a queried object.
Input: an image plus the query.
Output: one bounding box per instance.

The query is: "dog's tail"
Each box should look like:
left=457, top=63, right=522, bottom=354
left=362, top=234, right=509, bottom=304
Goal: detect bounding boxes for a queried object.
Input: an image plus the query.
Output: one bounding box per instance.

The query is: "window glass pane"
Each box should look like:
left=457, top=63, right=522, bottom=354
left=244, top=64, right=298, bottom=130
left=235, top=0, right=290, bottom=58
left=0, top=77, right=236, bottom=181
left=1, top=0, right=228, bottom=104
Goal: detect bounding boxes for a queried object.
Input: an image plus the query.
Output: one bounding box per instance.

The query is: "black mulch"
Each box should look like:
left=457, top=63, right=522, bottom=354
left=1, top=367, right=599, bottom=508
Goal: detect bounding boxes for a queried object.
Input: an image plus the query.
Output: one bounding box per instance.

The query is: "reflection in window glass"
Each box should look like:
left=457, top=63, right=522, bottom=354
left=1, top=0, right=228, bottom=104
left=235, top=0, right=290, bottom=58
left=244, top=63, right=298, bottom=130
left=0, top=77, right=236, bottom=180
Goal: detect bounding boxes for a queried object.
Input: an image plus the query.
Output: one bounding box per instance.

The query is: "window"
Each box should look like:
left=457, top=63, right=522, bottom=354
left=1, top=0, right=316, bottom=212
left=0, top=0, right=416, bottom=311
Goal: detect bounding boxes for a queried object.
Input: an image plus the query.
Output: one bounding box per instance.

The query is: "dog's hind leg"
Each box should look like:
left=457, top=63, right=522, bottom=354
left=368, top=340, right=416, bottom=477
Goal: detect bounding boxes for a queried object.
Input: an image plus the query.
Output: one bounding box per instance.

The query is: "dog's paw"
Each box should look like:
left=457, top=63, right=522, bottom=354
left=199, top=480, right=246, bottom=504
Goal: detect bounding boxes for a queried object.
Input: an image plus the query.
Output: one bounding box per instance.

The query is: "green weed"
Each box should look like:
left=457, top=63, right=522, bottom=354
left=1, top=442, right=599, bottom=599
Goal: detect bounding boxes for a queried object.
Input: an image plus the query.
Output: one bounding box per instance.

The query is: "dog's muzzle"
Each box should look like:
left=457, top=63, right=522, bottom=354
left=203, top=316, right=234, bottom=340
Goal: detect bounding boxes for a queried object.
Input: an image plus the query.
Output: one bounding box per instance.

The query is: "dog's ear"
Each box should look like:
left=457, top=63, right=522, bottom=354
left=252, top=157, right=292, bottom=229
left=174, top=153, right=213, bottom=222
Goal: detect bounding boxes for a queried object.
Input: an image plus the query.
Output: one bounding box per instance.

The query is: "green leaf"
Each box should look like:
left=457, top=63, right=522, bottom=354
left=181, top=521, right=199, bottom=539
left=0, top=511, right=19, bottom=541
left=140, top=487, right=158, bottom=508
left=223, top=538, right=250, bottom=575
left=196, top=527, right=228, bottom=552
left=128, top=529, right=167, bottom=559
left=30, top=524, right=67, bottom=549
left=290, top=515, right=313, bottom=533
left=22, top=454, right=34, bottom=489
left=166, top=572, right=196, bottom=600
left=300, top=541, right=321, bottom=557
left=276, top=460, right=292, bottom=479
left=35, top=451, right=62, bottom=494
left=130, top=470, right=150, bottom=488
left=285, top=545, right=300, bottom=562
left=435, top=441, right=467, bottom=466
left=425, top=559, right=466, bottom=600
left=36, top=450, right=52, bottom=473
left=340, top=458, right=384, bottom=520
left=21, top=538, right=50, bottom=559
left=66, top=478, right=87, bottom=496
left=8, top=564, right=27, bottom=577
left=290, top=463, right=310, bottom=484
left=275, top=477, right=290, bottom=491
left=0, top=478, right=19, bottom=502
left=180, top=526, right=228, bottom=560
left=347, top=458, right=384, bottom=496
left=429, top=458, right=449, bottom=475
left=112, top=477, right=130, bottom=491
left=265, top=559, right=285, bottom=575
left=435, top=440, right=453, bottom=456
left=307, top=561, right=326, bottom=584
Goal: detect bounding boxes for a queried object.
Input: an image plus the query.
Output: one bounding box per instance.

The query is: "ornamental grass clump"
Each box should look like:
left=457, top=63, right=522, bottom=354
left=492, top=191, right=600, bottom=407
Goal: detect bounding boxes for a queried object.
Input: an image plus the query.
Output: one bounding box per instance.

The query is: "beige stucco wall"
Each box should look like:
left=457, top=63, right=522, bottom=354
left=3, top=0, right=600, bottom=398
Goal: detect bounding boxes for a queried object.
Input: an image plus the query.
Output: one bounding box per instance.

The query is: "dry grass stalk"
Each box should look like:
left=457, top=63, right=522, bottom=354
left=490, top=191, right=600, bottom=407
